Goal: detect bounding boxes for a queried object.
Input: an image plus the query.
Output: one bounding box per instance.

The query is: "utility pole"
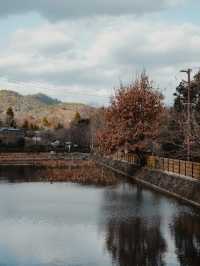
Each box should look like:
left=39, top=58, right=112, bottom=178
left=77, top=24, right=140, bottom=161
left=180, top=68, right=192, bottom=161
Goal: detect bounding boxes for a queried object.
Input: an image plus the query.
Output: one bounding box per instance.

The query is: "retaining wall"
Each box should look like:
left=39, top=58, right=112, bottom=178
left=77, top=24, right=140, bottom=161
left=95, top=156, right=200, bottom=208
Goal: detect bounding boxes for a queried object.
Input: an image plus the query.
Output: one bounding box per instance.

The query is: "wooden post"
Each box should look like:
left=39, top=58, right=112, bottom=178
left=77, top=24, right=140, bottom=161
left=192, top=162, right=194, bottom=178
left=185, top=160, right=187, bottom=176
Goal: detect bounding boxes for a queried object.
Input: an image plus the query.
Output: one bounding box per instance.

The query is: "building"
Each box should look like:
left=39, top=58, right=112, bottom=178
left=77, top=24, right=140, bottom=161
left=0, top=128, right=25, bottom=146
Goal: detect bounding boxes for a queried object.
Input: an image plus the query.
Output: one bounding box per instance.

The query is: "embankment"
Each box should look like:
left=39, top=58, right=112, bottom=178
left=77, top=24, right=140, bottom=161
left=0, top=153, right=118, bottom=186
left=95, top=156, right=200, bottom=208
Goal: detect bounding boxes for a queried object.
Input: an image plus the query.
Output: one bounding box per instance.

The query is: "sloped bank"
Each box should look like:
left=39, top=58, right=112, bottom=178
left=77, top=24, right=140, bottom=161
left=95, top=156, right=200, bottom=208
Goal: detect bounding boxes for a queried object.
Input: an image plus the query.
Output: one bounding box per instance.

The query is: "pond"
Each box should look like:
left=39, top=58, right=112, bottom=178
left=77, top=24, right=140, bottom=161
left=0, top=178, right=199, bottom=265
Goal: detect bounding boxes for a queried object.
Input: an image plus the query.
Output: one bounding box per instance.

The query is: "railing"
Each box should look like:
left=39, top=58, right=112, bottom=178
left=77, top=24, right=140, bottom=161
left=147, top=156, right=200, bottom=180
left=106, top=152, right=200, bottom=180
left=106, top=152, right=137, bottom=165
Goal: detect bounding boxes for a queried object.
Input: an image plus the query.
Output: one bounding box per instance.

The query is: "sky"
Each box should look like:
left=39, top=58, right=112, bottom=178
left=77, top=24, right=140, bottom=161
left=0, top=0, right=199, bottom=106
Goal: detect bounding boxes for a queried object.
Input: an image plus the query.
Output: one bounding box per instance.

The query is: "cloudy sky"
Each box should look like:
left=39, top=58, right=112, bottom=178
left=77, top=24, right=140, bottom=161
left=0, top=0, right=199, bottom=105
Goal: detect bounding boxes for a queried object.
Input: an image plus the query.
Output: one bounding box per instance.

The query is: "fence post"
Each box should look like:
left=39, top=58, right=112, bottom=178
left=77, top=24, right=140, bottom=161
left=185, top=161, right=186, bottom=176
left=179, top=160, right=180, bottom=175
left=198, top=163, right=200, bottom=178
left=168, top=158, right=169, bottom=172
left=192, top=162, right=194, bottom=178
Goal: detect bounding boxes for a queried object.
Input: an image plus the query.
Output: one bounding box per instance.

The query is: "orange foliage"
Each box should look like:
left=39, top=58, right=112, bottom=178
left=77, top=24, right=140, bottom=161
left=97, top=73, right=164, bottom=154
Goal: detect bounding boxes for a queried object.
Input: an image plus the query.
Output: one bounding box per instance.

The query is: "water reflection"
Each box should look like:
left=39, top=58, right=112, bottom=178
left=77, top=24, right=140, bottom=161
left=0, top=164, right=119, bottom=185
left=105, top=217, right=166, bottom=266
left=0, top=172, right=199, bottom=265
left=171, top=213, right=200, bottom=266
left=101, top=185, right=167, bottom=266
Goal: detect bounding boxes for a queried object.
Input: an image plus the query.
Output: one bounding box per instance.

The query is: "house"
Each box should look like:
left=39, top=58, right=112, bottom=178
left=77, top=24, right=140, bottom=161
left=0, top=128, right=25, bottom=146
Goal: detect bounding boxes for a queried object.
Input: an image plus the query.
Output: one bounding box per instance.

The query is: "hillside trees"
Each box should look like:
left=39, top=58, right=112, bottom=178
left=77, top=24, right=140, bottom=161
left=97, top=73, right=164, bottom=154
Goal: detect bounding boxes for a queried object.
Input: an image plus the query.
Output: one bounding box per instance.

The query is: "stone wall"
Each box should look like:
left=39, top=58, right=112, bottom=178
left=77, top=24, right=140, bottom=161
left=95, top=156, right=200, bottom=208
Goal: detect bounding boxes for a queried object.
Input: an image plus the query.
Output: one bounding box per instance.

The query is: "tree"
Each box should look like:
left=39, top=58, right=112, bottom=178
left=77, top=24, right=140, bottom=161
left=173, top=71, right=200, bottom=160
left=158, top=108, right=185, bottom=158
left=70, top=118, right=91, bottom=150
left=6, top=107, right=16, bottom=127
left=90, top=108, right=106, bottom=151
left=73, top=111, right=81, bottom=124
left=54, top=122, right=64, bottom=130
left=30, top=123, right=39, bottom=131
left=97, top=73, right=164, bottom=154
left=42, top=117, right=50, bottom=128
left=22, top=119, right=29, bottom=130
left=174, top=71, right=200, bottom=114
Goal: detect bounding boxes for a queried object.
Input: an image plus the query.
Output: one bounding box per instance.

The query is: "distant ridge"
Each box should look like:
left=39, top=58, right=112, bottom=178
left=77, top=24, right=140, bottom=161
left=27, top=93, right=61, bottom=105
left=0, top=90, right=93, bottom=128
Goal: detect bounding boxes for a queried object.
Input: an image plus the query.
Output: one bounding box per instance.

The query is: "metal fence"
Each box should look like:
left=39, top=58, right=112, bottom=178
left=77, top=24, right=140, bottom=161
left=147, top=156, right=200, bottom=179
left=109, top=152, right=136, bottom=165
left=108, top=152, right=200, bottom=180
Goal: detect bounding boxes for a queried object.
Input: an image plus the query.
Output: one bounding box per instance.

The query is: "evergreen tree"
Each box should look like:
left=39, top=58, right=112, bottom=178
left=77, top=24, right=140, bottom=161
left=6, top=107, right=16, bottom=127
left=174, top=71, right=200, bottom=114
left=22, top=119, right=29, bottom=130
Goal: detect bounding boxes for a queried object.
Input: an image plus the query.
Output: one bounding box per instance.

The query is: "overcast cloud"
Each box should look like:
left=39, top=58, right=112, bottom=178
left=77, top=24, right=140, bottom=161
left=0, top=0, right=186, bottom=20
left=0, top=0, right=198, bottom=105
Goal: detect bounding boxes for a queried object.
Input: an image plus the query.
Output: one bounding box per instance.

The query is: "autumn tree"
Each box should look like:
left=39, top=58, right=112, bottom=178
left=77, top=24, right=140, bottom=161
left=73, top=111, right=81, bottom=124
left=42, top=117, right=50, bottom=128
left=97, top=73, right=164, bottom=154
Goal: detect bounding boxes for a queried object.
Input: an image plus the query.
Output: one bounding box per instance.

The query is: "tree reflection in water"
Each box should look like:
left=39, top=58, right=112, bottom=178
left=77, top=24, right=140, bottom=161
left=171, top=213, right=200, bottom=266
left=105, top=217, right=166, bottom=266
left=102, top=185, right=166, bottom=266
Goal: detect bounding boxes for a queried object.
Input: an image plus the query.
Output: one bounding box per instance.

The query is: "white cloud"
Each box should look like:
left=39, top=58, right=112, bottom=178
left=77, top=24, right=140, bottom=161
left=0, top=16, right=200, bottom=105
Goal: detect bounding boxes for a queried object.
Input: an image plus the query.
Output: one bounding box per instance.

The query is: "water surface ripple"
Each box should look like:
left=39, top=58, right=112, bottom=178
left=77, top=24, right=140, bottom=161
left=0, top=180, right=199, bottom=266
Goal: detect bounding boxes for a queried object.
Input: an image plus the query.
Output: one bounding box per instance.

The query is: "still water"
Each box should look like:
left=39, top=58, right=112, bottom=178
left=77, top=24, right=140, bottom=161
left=0, top=180, right=199, bottom=266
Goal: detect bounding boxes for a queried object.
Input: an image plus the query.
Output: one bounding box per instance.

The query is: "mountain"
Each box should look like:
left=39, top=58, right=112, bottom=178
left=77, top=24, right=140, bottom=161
left=0, top=90, right=94, bottom=128
left=29, top=93, right=61, bottom=105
